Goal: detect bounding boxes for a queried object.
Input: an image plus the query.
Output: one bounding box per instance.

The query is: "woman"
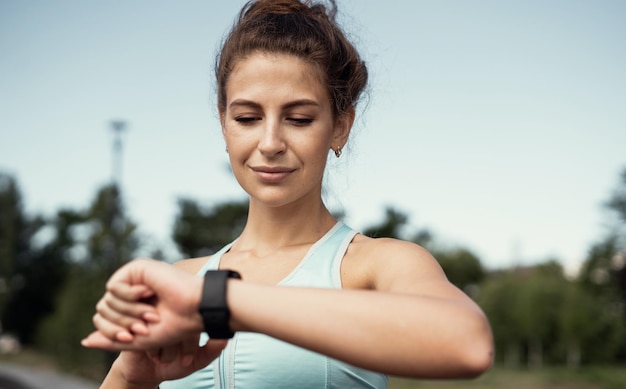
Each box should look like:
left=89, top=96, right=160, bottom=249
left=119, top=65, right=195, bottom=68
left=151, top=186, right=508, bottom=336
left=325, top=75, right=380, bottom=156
left=82, top=0, right=494, bottom=387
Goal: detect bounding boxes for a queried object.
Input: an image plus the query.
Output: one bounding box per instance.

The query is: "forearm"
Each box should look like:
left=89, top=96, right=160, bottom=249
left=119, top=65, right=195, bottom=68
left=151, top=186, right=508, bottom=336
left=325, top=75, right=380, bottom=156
left=227, top=280, right=493, bottom=378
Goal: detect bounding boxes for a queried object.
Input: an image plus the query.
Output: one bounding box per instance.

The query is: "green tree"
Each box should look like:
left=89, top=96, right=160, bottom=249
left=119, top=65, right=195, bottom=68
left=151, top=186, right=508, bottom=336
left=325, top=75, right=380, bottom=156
left=433, top=247, right=485, bottom=293
left=362, top=206, right=432, bottom=247
left=362, top=207, right=408, bottom=239
left=36, top=183, right=139, bottom=375
left=558, top=281, right=604, bottom=368
left=173, top=198, right=249, bottom=257
left=0, top=173, right=61, bottom=344
left=605, top=167, right=626, bottom=309
left=516, top=269, right=565, bottom=369
left=478, top=272, right=525, bottom=367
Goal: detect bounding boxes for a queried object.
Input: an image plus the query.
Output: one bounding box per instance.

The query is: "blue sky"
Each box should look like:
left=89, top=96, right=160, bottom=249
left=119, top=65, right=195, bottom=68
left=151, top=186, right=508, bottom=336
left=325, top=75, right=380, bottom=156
left=1, top=1, right=625, bottom=273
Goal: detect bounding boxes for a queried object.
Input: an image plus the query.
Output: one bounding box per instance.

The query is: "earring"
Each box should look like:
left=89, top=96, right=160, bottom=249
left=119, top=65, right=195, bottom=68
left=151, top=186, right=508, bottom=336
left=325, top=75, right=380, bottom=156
left=334, top=147, right=342, bottom=158
left=225, top=146, right=229, bottom=153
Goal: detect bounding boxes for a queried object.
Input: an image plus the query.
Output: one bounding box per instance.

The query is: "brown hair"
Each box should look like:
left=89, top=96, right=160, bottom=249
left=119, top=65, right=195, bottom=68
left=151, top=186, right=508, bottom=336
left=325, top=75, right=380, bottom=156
left=215, top=0, right=368, bottom=118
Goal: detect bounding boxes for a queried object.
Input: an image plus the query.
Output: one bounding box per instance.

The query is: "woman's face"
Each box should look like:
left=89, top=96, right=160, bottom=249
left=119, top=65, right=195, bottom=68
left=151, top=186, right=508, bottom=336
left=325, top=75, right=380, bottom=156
left=221, top=53, right=350, bottom=208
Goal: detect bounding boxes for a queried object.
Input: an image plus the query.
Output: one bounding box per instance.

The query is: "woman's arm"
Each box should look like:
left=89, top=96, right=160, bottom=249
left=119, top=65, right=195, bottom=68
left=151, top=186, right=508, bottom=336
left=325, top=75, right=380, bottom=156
left=83, top=240, right=493, bottom=379
left=226, top=238, right=493, bottom=379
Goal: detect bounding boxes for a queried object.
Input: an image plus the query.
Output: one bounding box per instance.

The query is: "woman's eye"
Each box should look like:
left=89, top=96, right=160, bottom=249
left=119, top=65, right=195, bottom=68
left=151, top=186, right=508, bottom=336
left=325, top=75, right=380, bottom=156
left=288, top=118, right=313, bottom=126
left=234, top=117, right=259, bottom=125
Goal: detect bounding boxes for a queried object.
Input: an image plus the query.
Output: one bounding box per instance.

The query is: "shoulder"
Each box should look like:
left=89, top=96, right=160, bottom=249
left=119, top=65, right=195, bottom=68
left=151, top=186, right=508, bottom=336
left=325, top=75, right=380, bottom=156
left=172, top=256, right=212, bottom=274
left=343, top=234, right=449, bottom=293
left=349, top=234, right=433, bottom=259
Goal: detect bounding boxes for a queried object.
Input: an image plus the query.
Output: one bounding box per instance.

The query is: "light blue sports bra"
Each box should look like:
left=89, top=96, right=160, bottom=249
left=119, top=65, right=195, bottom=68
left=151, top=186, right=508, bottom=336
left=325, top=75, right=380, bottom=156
left=160, top=222, right=388, bottom=389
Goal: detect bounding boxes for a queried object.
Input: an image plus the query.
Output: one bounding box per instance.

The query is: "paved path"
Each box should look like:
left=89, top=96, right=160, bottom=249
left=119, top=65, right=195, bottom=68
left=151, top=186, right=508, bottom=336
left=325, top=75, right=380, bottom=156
left=0, top=363, right=98, bottom=389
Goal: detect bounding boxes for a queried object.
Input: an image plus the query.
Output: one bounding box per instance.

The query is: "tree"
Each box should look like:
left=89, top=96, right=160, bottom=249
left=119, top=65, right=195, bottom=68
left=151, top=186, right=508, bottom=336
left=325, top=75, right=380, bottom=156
left=432, top=247, right=485, bottom=293
left=362, top=207, right=408, bottom=239
left=477, top=272, right=525, bottom=367
left=516, top=269, right=565, bottom=369
left=558, top=281, right=603, bottom=368
left=362, top=206, right=433, bottom=247
left=0, top=173, right=61, bottom=344
left=605, top=166, right=626, bottom=310
left=173, top=198, right=249, bottom=257
left=35, top=183, right=139, bottom=375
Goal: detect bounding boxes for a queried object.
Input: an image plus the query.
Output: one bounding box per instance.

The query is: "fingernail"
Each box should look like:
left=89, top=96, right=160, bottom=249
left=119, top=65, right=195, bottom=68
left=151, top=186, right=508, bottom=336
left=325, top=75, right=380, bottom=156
left=143, top=312, right=160, bottom=323
left=131, top=322, right=149, bottom=335
left=116, top=331, right=134, bottom=342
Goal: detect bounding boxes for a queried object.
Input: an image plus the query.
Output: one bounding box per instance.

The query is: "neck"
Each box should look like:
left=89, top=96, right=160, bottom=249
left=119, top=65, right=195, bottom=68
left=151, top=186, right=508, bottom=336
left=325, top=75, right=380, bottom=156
left=235, top=197, right=337, bottom=254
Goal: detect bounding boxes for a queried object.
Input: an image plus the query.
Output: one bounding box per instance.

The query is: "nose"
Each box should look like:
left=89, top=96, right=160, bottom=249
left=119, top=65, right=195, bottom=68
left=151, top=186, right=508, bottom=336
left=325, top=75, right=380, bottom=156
left=258, top=118, right=286, bottom=157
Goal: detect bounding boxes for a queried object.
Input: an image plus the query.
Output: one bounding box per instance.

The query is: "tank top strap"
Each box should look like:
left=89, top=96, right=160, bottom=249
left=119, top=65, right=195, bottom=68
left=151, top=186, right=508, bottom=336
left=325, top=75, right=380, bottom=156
left=196, top=241, right=234, bottom=275
left=195, top=222, right=358, bottom=289
left=280, top=222, right=357, bottom=289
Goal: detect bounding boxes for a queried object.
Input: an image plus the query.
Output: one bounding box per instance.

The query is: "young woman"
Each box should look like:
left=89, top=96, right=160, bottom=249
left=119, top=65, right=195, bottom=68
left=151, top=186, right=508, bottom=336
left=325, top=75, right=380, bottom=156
left=82, top=1, right=494, bottom=387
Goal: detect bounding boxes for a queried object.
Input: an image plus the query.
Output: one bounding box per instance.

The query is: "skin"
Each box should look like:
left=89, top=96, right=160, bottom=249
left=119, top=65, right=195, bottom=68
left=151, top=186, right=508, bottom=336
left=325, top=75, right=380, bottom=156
left=83, top=53, right=494, bottom=388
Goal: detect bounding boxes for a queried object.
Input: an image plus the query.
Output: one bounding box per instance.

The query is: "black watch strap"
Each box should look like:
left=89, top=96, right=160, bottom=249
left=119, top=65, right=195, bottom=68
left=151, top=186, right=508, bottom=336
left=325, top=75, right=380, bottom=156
left=198, top=270, right=241, bottom=339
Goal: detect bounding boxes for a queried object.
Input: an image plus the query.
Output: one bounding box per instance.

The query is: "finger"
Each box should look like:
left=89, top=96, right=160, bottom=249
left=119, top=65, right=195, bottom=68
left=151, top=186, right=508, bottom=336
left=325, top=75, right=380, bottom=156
left=107, top=281, right=155, bottom=302
left=105, top=290, right=157, bottom=317
left=81, top=331, right=119, bottom=350
left=92, top=312, right=134, bottom=342
left=96, top=294, right=150, bottom=336
left=193, top=340, right=228, bottom=369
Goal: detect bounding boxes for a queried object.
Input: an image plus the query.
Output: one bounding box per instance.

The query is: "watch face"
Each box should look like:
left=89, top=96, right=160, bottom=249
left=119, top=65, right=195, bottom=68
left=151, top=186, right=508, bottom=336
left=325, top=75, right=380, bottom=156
left=200, top=270, right=241, bottom=338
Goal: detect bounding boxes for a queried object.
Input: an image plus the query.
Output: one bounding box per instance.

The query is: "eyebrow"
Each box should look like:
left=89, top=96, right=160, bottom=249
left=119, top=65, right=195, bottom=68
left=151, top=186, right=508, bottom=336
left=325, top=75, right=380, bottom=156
left=229, top=99, right=320, bottom=110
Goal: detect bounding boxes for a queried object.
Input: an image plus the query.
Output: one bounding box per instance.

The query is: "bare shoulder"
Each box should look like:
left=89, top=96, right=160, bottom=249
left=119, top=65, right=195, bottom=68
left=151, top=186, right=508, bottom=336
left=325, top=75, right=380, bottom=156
left=172, top=256, right=212, bottom=274
left=344, top=235, right=450, bottom=294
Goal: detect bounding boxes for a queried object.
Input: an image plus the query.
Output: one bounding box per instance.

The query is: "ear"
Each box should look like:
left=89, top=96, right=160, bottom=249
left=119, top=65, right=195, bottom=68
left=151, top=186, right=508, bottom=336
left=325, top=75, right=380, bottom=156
left=332, top=107, right=355, bottom=150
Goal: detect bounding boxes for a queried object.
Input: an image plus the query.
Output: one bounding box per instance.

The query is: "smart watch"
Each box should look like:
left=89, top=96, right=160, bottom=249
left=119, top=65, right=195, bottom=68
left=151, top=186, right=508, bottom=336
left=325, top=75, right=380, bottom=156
left=198, top=270, right=242, bottom=339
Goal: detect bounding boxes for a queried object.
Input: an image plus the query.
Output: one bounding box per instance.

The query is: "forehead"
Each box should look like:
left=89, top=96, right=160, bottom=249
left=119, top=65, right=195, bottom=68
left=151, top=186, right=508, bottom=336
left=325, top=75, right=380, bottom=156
left=226, top=53, right=329, bottom=107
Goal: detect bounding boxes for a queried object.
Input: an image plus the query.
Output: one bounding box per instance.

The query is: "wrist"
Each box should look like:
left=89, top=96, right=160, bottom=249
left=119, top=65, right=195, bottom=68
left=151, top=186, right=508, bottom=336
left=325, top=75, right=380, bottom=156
left=198, top=270, right=242, bottom=338
left=104, top=356, right=159, bottom=389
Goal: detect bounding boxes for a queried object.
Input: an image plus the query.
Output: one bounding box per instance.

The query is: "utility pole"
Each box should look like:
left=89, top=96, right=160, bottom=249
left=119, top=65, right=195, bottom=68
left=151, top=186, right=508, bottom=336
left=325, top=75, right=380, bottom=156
left=104, top=119, right=128, bottom=370
left=107, top=119, right=128, bottom=271
left=110, top=120, right=127, bottom=186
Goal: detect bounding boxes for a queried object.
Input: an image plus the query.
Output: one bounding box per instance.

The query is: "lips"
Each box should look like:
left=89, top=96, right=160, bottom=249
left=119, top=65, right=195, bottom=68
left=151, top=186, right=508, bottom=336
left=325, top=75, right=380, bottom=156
left=250, top=166, right=296, bottom=182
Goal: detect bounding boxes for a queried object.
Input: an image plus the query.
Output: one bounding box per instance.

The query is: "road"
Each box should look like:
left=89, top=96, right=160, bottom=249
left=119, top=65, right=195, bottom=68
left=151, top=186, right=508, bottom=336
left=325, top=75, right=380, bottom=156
left=0, top=363, right=98, bottom=389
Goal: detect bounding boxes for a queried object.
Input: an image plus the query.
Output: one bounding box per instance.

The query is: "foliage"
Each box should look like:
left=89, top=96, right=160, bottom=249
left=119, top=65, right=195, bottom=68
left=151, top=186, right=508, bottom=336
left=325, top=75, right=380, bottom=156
left=433, top=247, right=485, bottom=293
left=35, top=263, right=109, bottom=376
left=0, top=173, right=63, bottom=344
left=2, top=164, right=626, bottom=374
left=478, top=262, right=625, bottom=367
left=388, top=365, right=626, bottom=389
left=362, top=207, right=409, bottom=239
left=33, top=183, right=139, bottom=370
left=172, top=198, right=249, bottom=257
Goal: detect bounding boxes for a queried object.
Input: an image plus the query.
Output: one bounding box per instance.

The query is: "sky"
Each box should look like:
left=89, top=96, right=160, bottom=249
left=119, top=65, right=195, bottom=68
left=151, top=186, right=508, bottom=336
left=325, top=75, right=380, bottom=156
left=1, top=1, right=625, bottom=274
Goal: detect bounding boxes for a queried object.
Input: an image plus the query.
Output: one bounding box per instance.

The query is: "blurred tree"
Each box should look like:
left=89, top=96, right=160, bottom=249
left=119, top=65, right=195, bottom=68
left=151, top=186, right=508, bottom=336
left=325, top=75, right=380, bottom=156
left=574, top=166, right=626, bottom=363
left=606, top=167, right=626, bottom=226
left=362, top=207, right=408, bottom=238
left=517, top=269, right=565, bottom=369
left=85, top=184, right=139, bottom=274
left=0, top=173, right=59, bottom=344
left=173, top=198, right=249, bottom=257
left=362, top=206, right=433, bottom=247
left=578, top=236, right=621, bottom=298
left=604, top=167, right=626, bottom=309
left=478, top=272, right=525, bottom=367
left=35, top=183, right=139, bottom=375
left=558, top=280, right=604, bottom=368
left=432, top=247, right=485, bottom=293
